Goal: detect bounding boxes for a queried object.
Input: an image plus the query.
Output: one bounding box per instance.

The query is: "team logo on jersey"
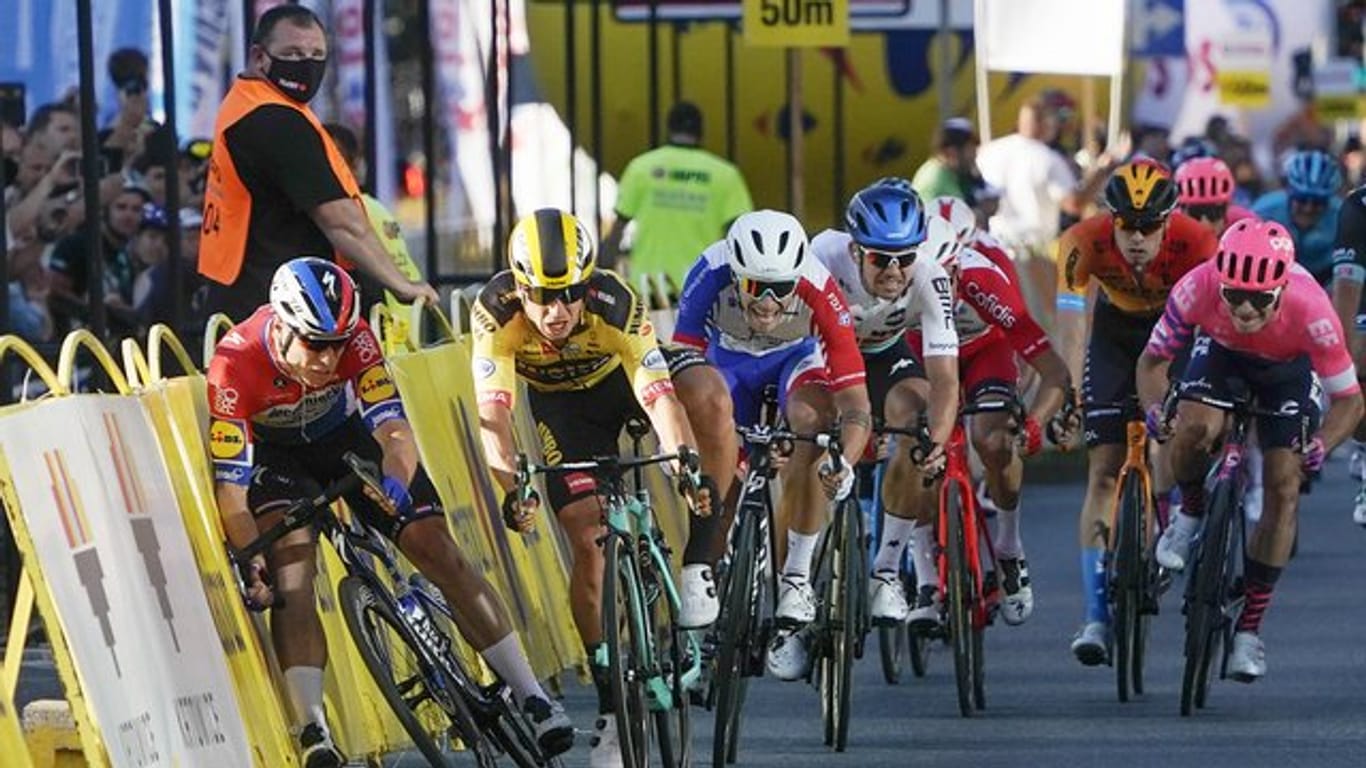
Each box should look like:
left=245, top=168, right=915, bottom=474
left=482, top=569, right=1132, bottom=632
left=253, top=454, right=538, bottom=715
left=838, top=311, right=852, bottom=326
left=209, top=419, right=249, bottom=462
left=640, top=320, right=654, bottom=337
left=213, top=386, right=239, bottom=415
left=1308, top=318, right=1340, bottom=348
left=473, top=356, right=497, bottom=380
left=358, top=366, right=397, bottom=404
left=352, top=331, right=381, bottom=364
left=643, top=349, right=667, bottom=371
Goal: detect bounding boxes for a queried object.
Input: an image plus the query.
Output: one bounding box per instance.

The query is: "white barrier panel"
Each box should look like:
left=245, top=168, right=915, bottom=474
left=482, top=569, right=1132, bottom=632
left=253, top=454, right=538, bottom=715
left=0, top=395, right=253, bottom=767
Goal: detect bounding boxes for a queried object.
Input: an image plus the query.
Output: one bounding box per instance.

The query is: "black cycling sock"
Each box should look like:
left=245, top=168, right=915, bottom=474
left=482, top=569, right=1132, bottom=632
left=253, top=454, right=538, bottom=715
left=683, top=510, right=720, bottom=566
left=1236, top=558, right=1282, bottom=633
left=587, top=644, right=613, bottom=715
left=1178, top=480, right=1207, bottom=517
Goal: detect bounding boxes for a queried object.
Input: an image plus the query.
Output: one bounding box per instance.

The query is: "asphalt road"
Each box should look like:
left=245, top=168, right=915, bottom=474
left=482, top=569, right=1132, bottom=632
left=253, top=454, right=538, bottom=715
left=13, top=455, right=1366, bottom=767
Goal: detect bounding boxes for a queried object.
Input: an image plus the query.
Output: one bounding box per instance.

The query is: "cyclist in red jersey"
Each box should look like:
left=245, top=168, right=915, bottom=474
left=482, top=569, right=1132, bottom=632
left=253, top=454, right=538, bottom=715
left=207, top=258, right=572, bottom=766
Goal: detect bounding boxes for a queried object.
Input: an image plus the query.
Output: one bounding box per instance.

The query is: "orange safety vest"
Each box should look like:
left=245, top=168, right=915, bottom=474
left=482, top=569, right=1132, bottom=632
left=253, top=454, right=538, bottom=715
left=199, top=77, right=361, bottom=285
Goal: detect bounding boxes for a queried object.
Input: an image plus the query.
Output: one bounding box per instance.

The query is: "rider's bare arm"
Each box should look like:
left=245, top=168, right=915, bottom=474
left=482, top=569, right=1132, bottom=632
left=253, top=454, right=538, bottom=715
left=478, top=401, right=519, bottom=493
left=923, top=355, right=959, bottom=446
left=1026, top=349, right=1072, bottom=424
left=373, top=417, right=419, bottom=486
left=215, top=482, right=256, bottom=553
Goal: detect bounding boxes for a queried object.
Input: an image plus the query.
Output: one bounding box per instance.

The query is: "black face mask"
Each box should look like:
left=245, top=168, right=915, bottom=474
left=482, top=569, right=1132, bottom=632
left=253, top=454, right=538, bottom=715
left=2, top=156, right=16, bottom=185
left=266, top=54, right=326, bottom=104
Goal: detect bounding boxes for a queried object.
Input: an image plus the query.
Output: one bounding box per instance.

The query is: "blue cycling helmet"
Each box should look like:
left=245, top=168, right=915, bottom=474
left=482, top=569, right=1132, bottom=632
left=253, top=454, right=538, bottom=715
left=1170, top=137, right=1218, bottom=169
left=844, top=178, right=929, bottom=251
left=1282, top=149, right=1341, bottom=199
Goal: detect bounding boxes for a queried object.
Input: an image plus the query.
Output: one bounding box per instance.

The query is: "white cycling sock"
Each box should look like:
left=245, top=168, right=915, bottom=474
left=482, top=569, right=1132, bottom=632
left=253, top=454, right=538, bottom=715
left=910, top=524, right=938, bottom=590
left=872, top=516, right=916, bottom=575
left=480, top=633, right=546, bottom=706
left=783, top=530, right=820, bottom=581
left=1172, top=510, right=1201, bottom=535
left=283, top=666, right=327, bottom=731
left=994, top=504, right=1023, bottom=559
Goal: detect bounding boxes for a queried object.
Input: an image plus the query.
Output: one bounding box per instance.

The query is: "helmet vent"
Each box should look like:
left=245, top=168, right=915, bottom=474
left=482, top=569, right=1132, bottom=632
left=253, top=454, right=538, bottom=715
left=750, top=229, right=765, bottom=254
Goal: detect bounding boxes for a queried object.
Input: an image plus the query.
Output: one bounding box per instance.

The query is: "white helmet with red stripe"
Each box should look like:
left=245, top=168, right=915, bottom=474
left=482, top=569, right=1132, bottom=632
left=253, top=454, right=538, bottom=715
left=932, top=196, right=977, bottom=248
left=921, top=216, right=963, bottom=273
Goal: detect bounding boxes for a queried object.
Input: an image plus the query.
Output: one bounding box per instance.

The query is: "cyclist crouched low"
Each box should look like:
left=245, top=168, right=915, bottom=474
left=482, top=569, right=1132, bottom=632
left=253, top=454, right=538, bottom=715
left=208, top=258, right=572, bottom=767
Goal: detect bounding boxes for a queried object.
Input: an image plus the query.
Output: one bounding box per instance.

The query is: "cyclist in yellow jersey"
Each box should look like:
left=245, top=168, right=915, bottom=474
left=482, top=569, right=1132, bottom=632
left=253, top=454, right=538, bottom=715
left=473, top=209, right=720, bottom=768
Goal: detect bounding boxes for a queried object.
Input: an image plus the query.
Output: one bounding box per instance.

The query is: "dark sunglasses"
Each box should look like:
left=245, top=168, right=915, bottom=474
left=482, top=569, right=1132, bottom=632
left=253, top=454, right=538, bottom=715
left=522, top=282, right=590, bottom=306
left=1290, top=194, right=1328, bottom=209
left=1114, top=215, right=1164, bottom=235
left=737, top=276, right=798, bottom=302
left=856, top=244, right=917, bottom=270
left=297, top=335, right=350, bottom=352
left=1182, top=203, right=1227, bottom=222
left=1220, top=285, right=1281, bottom=311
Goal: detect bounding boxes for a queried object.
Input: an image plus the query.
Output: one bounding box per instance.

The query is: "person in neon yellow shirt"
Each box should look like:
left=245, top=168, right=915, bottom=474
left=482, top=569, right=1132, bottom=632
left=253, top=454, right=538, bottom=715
left=603, top=102, right=754, bottom=290
left=323, top=123, right=422, bottom=324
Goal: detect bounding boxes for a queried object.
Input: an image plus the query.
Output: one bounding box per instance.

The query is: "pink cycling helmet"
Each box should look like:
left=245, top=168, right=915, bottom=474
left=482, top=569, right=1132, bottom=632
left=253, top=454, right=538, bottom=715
left=1214, top=219, right=1294, bottom=291
left=1175, top=157, right=1235, bottom=206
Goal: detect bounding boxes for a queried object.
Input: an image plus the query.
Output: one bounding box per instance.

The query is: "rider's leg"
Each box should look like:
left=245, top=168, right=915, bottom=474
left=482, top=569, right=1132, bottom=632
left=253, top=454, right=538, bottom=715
left=669, top=361, right=735, bottom=565
left=776, top=383, right=838, bottom=587
left=1239, top=448, right=1300, bottom=632
left=970, top=394, right=1035, bottom=625
left=871, top=376, right=929, bottom=621
left=264, top=522, right=329, bottom=730
left=1154, top=399, right=1226, bottom=571
left=558, top=496, right=613, bottom=709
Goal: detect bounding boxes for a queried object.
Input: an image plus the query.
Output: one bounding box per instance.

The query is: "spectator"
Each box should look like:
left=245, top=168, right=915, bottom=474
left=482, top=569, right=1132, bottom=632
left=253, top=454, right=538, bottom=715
left=47, top=182, right=148, bottom=336
left=179, top=137, right=212, bottom=211
left=137, top=207, right=207, bottom=335
left=976, top=96, right=1118, bottom=329
left=911, top=117, right=979, bottom=201
left=602, top=100, right=753, bottom=289
left=322, top=122, right=422, bottom=318
left=1130, top=123, right=1172, bottom=166
left=199, top=4, right=435, bottom=323
left=129, top=146, right=171, bottom=206
left=26, top=103, right=80, bottom=154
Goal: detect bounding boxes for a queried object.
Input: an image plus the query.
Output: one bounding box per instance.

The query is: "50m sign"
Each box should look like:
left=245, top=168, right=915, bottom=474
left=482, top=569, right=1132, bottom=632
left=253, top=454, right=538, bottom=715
left=743, top=0, right=849, bottom=47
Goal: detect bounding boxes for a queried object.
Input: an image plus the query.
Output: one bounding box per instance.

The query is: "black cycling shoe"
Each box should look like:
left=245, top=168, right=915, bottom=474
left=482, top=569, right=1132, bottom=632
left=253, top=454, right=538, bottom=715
left=523, top=695, right=574, bottom=757
left=299, top=722, right=344, bottom=768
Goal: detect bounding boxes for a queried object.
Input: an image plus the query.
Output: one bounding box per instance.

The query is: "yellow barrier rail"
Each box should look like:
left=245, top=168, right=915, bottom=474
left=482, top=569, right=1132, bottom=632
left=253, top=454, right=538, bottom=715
left=202, top=313, right=236, bottom=368
left=57, top=329, right=130, bottom=395
left=120, top=338, right=152, bottom=390
left=148, top=324, right=201, bottom=381
left=0, top=335, right=67, bottom=397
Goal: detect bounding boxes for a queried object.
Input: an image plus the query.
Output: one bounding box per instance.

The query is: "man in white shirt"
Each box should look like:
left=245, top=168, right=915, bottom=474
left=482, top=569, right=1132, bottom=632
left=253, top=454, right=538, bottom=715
left=977, top=97, right=1114, bottom=331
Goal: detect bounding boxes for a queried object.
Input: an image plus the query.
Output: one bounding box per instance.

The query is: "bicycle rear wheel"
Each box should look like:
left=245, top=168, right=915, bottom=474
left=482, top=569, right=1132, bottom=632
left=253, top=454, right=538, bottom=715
left=713, top=508, right=759, bottom=766
left=878, top=622, right=905, bottom=684
left=338, top=576, right=463, bottom=767
left=648, top=548, right=690, bottom=768
left=945, top=483, right=975, bottom=718
left=823, top=497, right=861, bottom=751
left=1180, top=480, right=1234, bottom=716
left=604, top=535, right=652, bottom=767
left=1113, top=470, right=1145, bottom=703
left=908, top=624, right=930, bottom=678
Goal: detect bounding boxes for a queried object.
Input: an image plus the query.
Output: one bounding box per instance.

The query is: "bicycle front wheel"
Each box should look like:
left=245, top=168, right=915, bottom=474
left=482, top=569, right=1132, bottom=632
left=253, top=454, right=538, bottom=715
left=831, top=496, right=864, bottom=750
left=945, top=483, right=975, bottom=718
left=878, top=622, right=905, bottom=684
left=338, top=576, right=462, bottom=767
left=604, top=535, right=652, bottom=767
left=1180, top=480, right=1234, bottom=716
left=648, top=550, right=690, bottom=768
left=1113, top=469, right=1146, bottom=703
left=712, top=508, right=759, bottom=766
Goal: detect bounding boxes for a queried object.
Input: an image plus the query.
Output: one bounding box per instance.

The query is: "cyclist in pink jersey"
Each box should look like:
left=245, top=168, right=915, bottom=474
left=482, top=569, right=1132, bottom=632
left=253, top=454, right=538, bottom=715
left=1174, top=157, right=1255, bottom=238
left=1135, top=220, right=1363, bottom=682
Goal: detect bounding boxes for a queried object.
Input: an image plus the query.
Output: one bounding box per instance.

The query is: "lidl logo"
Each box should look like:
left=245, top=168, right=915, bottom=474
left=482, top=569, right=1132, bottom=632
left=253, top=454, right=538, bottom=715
left=209, top=419, right=248, bottom=461
left=359, top=366, right=397, bottom=405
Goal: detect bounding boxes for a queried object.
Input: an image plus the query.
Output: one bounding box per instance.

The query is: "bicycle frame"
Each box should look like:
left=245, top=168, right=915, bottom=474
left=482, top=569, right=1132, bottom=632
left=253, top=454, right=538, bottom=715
left=935, top=420, right=1002, bottom=631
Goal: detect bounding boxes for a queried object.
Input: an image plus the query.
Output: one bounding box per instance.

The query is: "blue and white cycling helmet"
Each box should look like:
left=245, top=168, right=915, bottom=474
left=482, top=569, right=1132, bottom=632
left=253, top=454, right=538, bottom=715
left=269, top=257, right=361, bottom=341
left=1282, top=149, right=1341, bottom=199
left=844, top=178, right=929, bottom=251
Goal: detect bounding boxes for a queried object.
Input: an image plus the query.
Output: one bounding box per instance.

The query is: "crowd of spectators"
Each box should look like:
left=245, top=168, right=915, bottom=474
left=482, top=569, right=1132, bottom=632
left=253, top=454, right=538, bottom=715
left=3, top=48, right=211, bottom=348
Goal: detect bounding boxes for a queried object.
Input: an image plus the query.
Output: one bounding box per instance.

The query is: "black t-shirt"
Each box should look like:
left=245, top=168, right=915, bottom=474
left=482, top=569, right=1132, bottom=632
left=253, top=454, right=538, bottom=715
left=1333, top=185, right=1366, bottom=271
left=48, top=230, right=139, bottom=335
left=204, top=102, right=349, bottom=322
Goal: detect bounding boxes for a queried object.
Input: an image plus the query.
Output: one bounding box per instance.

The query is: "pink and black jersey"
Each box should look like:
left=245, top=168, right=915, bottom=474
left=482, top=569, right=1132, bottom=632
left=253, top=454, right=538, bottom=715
left=1147, top=261, right=1360, bottom=400
left=206, top=307, right=406, bottom=485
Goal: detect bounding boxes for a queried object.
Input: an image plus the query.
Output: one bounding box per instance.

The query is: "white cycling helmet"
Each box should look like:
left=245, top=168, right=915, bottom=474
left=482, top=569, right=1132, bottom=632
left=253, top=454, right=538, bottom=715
left=932, top=196, right=977, bottom=248
left=726, top=209, right=809, bottom=283
left=922, top=216, right=963, bottom=273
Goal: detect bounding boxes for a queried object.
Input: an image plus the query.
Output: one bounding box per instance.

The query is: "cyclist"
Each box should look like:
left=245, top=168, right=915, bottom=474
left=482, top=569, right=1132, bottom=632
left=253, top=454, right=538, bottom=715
left=472, top=209, right=717, bottom=768
left=1333, top=184, right=1366, bottom=525
left=934, top=194, right=1022, bottom=286
left=809, top=180, right=960, bottom=626
left=1174, top=157, right=1255, bottom=237
left=1056, top=160, right=1218, bottom=665
left=1139, top=219, right=1364, bottom=681
left=208, top=258, right=572, bottom=768
left=906, top=217, right=1075, bottom=627
left=1251, top=149, right=1343, bottom=287
left=672, top=209, right=872, bottom=681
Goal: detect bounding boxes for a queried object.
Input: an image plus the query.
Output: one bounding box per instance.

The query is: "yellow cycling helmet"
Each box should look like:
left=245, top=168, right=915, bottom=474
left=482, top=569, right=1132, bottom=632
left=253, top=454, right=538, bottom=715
left=1105, top=159, right=1178, bottom=223
left=509, top=208, right=596, bottom=289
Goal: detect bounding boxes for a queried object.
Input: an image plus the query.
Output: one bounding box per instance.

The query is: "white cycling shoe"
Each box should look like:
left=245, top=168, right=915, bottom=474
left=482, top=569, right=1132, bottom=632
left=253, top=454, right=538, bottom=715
left=765, top=628, right=811, bottom=681
left=1353, top=479, right=1366, bottom=528
left=869, top=573, right=910, bottom=625
left=1070, top=621, right=1112, bottom=667
left=775, top=575, right=816, bottom=625
left=678, top=564, right=719, bottom=629
left=1156, top=514, right=1200, bottom=571
left=1228, top=631, right=1267, bottom=682
left=589, top=717, right=624, bottom=768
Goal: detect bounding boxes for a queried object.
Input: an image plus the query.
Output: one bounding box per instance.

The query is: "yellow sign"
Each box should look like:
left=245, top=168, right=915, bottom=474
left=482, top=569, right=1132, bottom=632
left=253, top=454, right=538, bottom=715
left=1217, top=71, right=1271, bottom=107
left=743, top=0, right=849, bottom=48
left=1317, top=94, right=1365, bottom=121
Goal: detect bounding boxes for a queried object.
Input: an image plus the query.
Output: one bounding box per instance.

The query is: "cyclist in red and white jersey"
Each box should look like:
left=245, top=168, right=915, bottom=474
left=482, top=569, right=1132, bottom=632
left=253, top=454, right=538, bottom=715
left=934, top=195, right=1023, bottom=286
left=208, top=258, right=572, bottom=765
left=1137, top=220, right=1364, bottom=681
left=811, top=180, right=960, bottom=626
left=906, top=224, right=1075, bottom=626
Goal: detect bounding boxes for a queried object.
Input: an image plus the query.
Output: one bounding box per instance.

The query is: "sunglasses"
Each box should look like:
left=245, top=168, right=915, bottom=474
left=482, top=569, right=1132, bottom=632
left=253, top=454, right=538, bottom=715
left=1290, top=195, right=1329, bottom=209
left=1114, top=216, right=1165, bottom=235
left=521, top=283, right=590, bottom=306
left=1182, top=203, right=1227, bottom=222
left=297, top=335, right=350, bottom=352
left=1220, top=285, right=1281, bottom=311
left=856, top=244, right=918, bottom=270
left=737, top=276, right=798, bottom=302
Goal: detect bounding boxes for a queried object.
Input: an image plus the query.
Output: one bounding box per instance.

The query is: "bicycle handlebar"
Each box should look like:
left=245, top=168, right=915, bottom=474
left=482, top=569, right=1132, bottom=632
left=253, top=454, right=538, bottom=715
left=231, top=452, right=381, bottom=564
left=517, top=450, right=686, bottom=479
